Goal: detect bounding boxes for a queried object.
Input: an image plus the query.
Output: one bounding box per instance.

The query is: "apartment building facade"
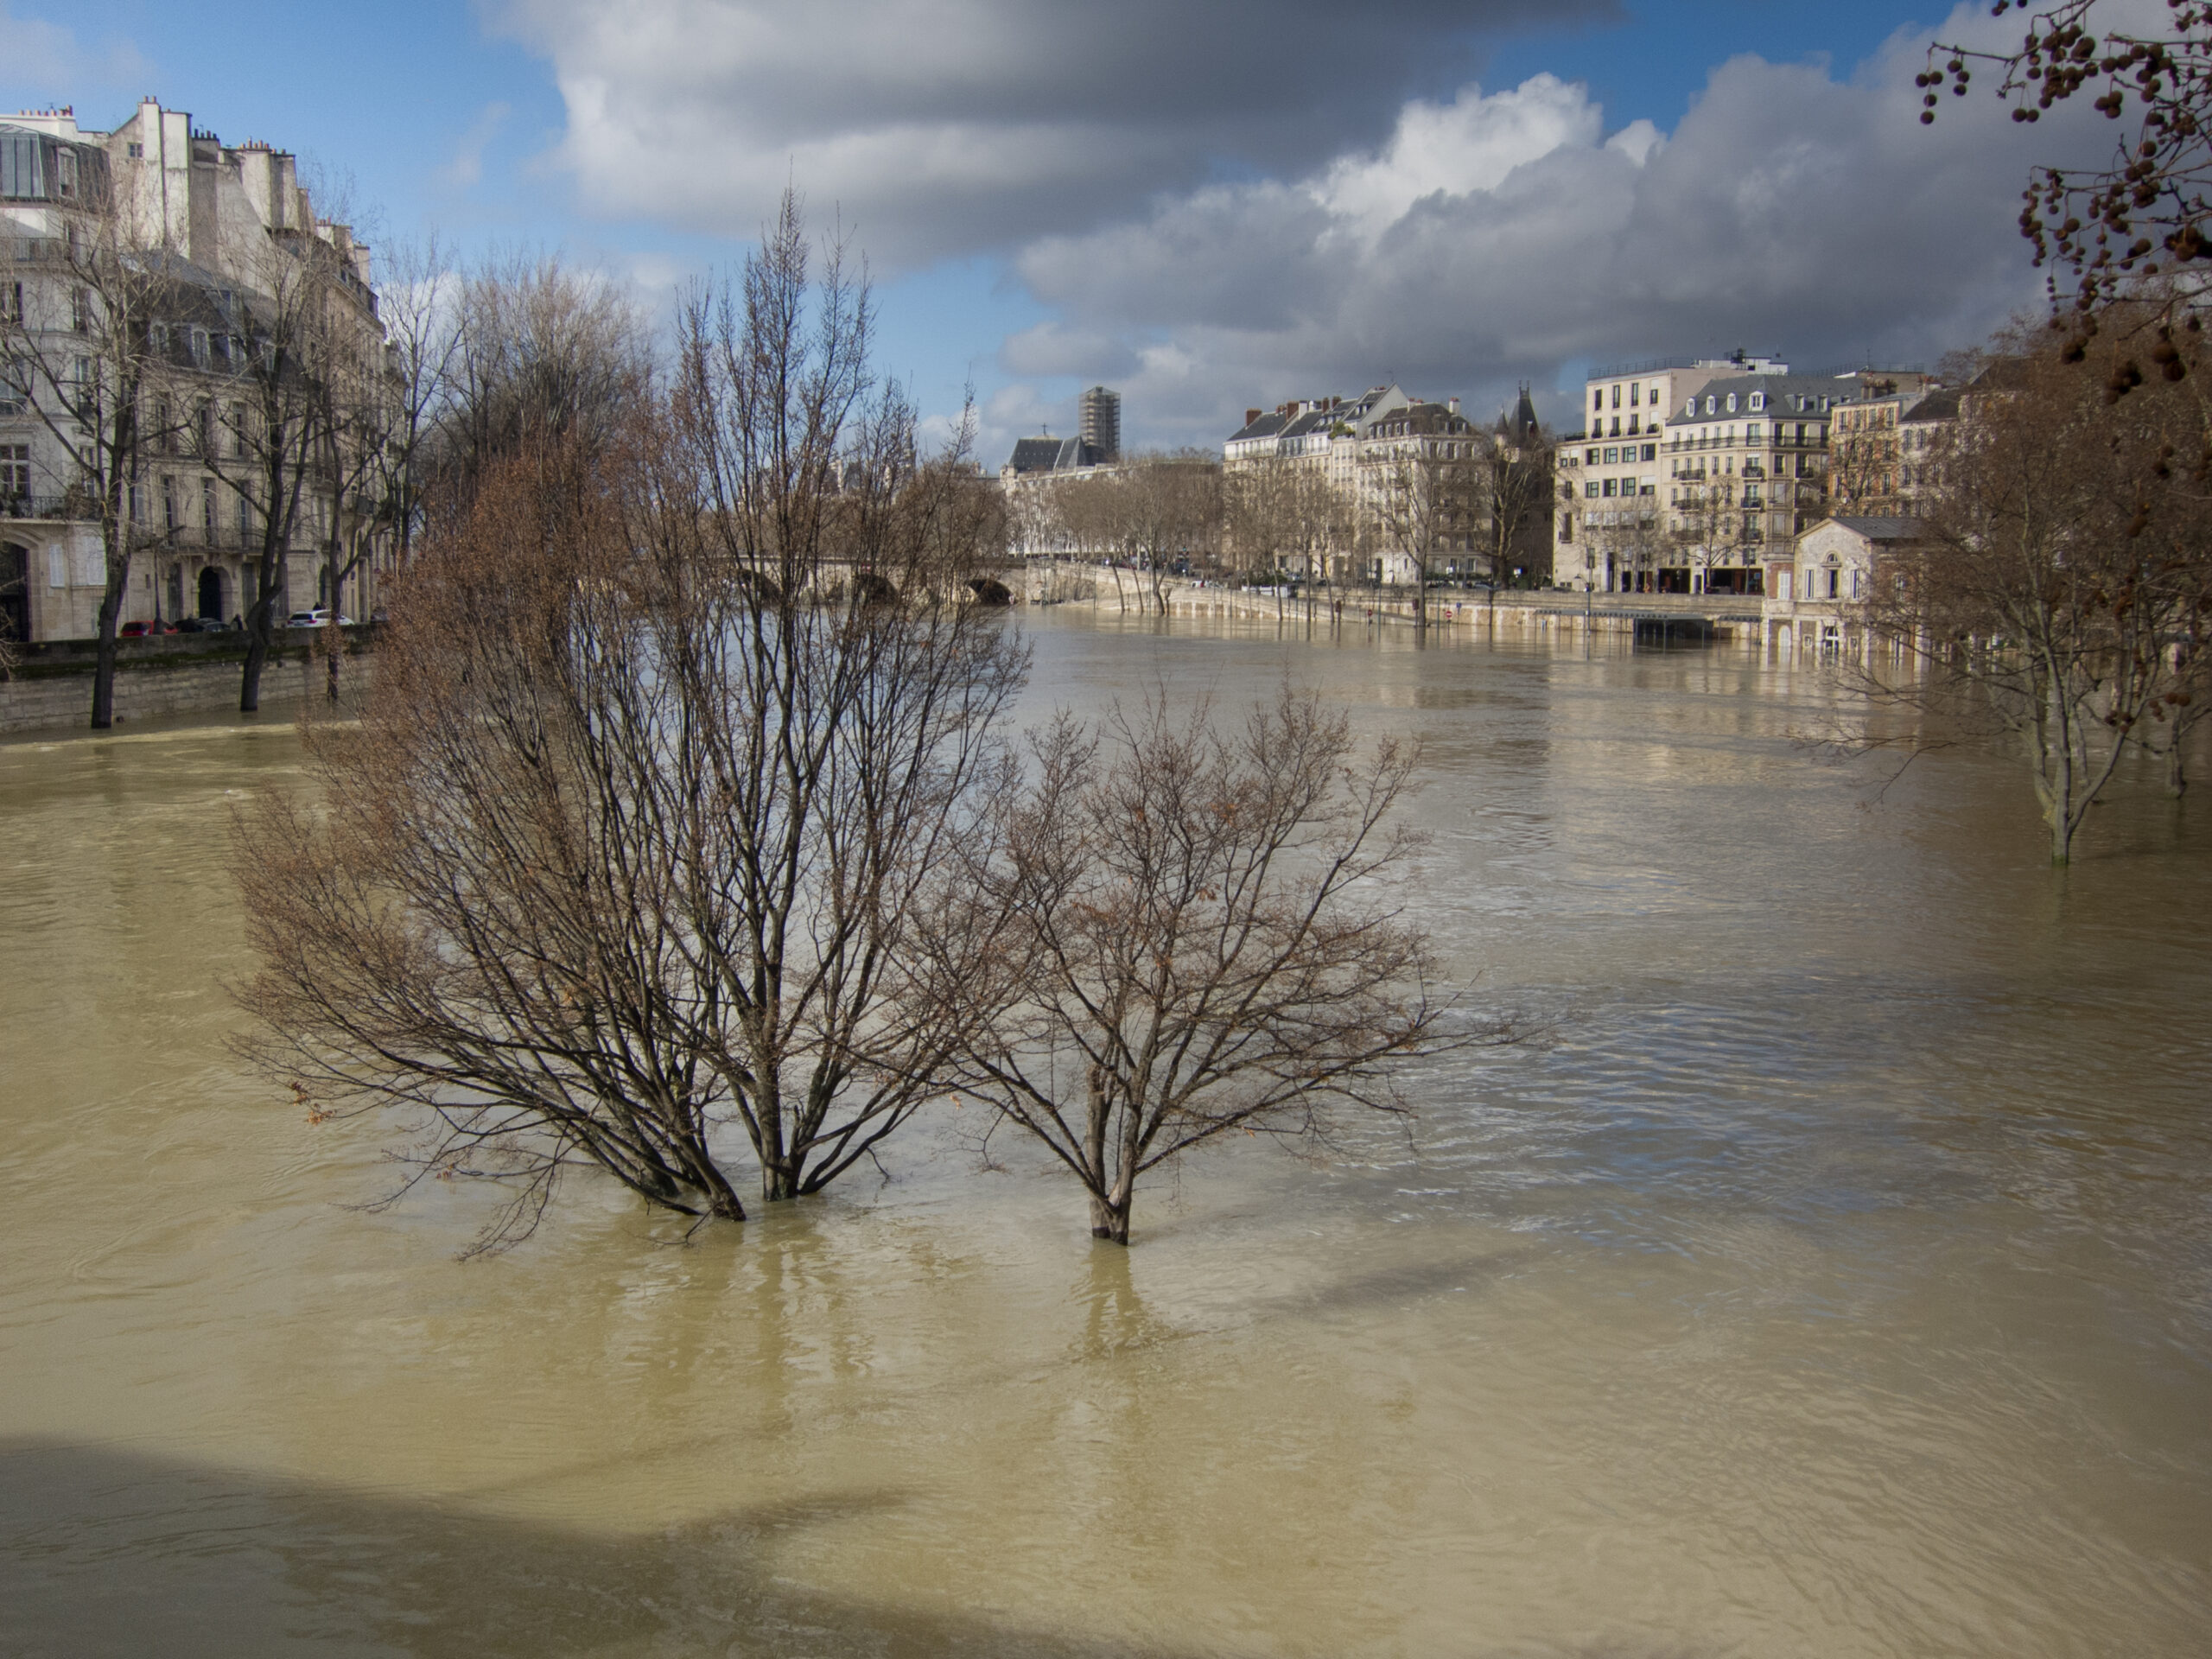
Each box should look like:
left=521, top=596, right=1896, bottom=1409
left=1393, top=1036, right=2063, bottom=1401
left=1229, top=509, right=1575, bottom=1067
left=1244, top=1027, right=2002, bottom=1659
left=2, top=99, right=388, bottom=644
left=1224, top=385, right=1535, bottom=584
left=1554, top=353, right=1779, bottom=590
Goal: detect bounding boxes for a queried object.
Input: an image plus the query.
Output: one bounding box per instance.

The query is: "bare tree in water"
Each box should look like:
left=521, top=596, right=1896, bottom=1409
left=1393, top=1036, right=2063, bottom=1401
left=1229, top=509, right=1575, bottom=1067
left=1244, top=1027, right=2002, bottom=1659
left=238, top=194, right=1025, bottom=1249
left=1849, top=317, right=2212, bottom=860
left=918, top=686, right=1481, bottom=1245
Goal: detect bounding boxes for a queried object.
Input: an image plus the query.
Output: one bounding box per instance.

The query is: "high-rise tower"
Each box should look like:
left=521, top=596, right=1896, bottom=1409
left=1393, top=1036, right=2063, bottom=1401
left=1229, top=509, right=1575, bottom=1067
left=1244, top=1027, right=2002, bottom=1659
left=1078, top=385, right=1121, bottom=464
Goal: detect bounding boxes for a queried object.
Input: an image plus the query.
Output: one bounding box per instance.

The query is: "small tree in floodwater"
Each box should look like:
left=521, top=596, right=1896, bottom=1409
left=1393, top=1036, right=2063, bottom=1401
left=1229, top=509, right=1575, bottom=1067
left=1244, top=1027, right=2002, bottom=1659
left=921, top=688, right=1480, bottom=1245
left=237, top=194, right=1023, bottom=1252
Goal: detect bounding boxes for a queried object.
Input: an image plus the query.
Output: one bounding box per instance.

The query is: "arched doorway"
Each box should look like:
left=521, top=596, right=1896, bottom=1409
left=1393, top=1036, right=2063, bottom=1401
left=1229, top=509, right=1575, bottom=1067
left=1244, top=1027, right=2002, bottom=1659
left=196, top=565, right=226, bottom=620
left=0, top=543, right=29, bottom=647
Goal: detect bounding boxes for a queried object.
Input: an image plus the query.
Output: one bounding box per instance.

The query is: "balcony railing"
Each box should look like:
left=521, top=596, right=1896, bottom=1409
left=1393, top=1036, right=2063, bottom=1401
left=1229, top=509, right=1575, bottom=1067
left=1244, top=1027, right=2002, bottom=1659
left=158, top=522, right=254, bottom=551
left=1, top=493, right=95, bottom=521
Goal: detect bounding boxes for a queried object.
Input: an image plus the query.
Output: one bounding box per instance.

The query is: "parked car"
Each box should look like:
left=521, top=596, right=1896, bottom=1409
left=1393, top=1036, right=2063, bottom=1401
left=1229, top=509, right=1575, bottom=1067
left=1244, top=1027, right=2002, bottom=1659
left=174, top=615, right=229, bottom=633
left=118, top=620, right=172, bottom=637
left=285, top=609, right=353, bottom=628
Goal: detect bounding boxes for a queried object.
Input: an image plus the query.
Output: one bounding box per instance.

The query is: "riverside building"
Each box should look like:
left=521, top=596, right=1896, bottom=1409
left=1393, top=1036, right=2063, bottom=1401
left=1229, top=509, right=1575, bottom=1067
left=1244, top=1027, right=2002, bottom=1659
left=1556, top=353, right=1779, bottom=589
left=1, top=99, right=389, bottom=644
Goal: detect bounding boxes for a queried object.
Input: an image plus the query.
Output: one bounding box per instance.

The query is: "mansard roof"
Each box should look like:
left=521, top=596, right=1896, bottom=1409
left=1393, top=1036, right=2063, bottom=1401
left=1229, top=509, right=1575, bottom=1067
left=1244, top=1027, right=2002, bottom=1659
left=1669, top=373, right=1852, bottom=423
left=1229, top=411, right=1290, bottom=442
left=1902, top=387, right=1963, bottom=423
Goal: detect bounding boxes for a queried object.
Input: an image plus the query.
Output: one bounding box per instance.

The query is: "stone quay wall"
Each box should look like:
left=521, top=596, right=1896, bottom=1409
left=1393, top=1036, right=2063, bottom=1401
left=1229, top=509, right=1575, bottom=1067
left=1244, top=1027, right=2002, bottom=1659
left=0, top=629, right=374, bottom=736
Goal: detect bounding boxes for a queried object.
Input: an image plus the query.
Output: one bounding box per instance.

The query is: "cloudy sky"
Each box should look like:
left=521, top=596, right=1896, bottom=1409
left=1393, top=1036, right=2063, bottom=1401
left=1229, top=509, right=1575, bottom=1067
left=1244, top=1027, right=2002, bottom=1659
left=0, top=0, right=2151, bottom=458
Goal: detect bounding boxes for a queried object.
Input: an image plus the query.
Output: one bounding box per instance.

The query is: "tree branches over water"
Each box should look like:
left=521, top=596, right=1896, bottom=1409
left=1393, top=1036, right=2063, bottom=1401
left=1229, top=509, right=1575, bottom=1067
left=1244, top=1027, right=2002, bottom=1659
left=240, top=193, right=1453, bottom=1252
left=1844, top=314, right=2212, bottom=861
left=918, top=688, right=1486, bottom=1245
left=238, top=194, right=1025, bottom=1250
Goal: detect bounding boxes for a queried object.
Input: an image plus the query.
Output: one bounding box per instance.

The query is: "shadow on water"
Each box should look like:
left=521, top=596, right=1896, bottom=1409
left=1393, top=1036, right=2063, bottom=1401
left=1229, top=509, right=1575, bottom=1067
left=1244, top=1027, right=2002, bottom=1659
left=0, top=1438, right=1185, bottom=1659
left=0, top=1438, right=1722, bottom=1658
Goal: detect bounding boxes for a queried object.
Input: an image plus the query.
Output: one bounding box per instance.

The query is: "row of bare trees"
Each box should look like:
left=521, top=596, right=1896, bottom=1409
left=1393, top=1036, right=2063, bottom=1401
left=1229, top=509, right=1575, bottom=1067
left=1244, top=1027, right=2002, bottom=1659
left=1013, top=424, right=1554, bottom=618
left=238, top=195, right=1467, bottom=1253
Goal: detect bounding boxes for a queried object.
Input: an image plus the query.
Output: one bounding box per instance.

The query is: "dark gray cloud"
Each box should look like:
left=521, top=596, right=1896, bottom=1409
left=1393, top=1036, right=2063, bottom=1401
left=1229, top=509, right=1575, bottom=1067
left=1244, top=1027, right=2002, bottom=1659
left=495, top=0, right=1617, bottom=264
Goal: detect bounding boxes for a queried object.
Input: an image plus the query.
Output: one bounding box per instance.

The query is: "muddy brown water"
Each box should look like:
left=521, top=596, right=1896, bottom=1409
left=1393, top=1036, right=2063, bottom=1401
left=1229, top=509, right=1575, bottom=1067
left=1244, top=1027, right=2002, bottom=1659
left=3, top=613, right=2208, bottom=1656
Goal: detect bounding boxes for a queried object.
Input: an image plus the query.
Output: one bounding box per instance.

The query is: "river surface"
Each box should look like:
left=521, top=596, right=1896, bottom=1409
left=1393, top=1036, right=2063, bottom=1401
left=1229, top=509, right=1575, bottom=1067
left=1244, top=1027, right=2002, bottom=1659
left=3, top=613, right=2209, bottom=1657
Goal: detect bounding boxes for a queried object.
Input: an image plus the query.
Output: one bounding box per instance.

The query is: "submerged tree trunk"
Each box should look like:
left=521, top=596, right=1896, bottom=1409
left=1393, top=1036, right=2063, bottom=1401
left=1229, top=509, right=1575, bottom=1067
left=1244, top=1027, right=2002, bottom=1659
left=1088, top=1188, right=1131, bottom=1245
left=90, top=585, right=122, bottom=730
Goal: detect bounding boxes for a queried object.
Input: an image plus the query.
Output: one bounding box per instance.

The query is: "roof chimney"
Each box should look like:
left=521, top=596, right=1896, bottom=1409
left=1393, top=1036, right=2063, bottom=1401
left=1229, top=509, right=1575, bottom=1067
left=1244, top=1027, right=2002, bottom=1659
left=1447, top=397, right=1460, bottom=416
left=1245, top=409, right=1262, bottom=427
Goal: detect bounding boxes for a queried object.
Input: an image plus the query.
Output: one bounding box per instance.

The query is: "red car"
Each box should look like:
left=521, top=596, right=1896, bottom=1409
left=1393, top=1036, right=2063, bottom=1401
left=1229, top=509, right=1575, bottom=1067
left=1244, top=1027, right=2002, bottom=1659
left=118, top=620, right=173, bottom=638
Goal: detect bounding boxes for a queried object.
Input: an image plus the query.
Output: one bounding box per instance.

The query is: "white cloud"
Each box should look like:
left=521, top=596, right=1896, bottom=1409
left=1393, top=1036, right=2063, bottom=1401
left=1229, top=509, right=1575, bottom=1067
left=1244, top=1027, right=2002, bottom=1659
left=437, top=101, right=512, bottom=191
left=1312, top=74, right=1599, bottom=237
left=0, top=5, right=152, bottom=99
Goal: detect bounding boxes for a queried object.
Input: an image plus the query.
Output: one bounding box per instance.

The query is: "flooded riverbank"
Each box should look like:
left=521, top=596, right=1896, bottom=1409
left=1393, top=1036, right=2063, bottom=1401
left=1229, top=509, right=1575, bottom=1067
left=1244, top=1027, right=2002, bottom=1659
left=3, top=615, right=2207, bottom=1656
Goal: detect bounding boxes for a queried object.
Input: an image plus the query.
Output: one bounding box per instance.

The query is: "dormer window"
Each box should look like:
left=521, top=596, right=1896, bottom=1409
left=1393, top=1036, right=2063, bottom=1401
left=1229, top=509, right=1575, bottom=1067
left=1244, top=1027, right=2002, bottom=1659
left=1748, top=391, right=1764, bottom=410
left=1726, top=393, right=1738, bottom=413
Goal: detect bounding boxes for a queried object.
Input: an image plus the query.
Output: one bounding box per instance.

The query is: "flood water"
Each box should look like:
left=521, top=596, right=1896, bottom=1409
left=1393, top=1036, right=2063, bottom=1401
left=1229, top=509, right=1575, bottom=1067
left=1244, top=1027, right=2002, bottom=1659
left=3, top=613, right=2209, bottom=1657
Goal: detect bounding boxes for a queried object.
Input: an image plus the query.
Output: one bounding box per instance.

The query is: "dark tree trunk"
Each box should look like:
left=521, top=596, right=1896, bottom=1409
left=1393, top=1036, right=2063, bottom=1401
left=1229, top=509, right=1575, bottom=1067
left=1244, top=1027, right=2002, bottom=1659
left=1088, top=1189, right=1131, bottom=1245
left=240, top=622, right=270, bottom=713
left=91, top=582, right=123, bottom=730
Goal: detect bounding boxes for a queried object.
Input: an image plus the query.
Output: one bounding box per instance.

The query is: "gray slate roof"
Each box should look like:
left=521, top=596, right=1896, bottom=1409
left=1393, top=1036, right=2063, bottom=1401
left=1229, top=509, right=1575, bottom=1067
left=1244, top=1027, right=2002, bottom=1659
left=1827, top=516, right=1926, bottom=541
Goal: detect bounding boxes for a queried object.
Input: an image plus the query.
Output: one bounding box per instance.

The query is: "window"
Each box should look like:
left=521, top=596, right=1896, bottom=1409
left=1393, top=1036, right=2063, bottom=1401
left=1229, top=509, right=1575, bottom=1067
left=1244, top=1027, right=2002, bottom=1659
left=72, top=287, right=89, bottom=333
left=1745, top=423, right=1761, bottom=442
left=1611, top=385, right=1622, bottom=409
left=1602, top=479, right=1617, bottom=498
left=1641, top=443, right=1656, bottom=461
left=1629, top=383, right=1640, bottom=406
left=162, top=475, right=178, bottom=530
left=1726, top=393, right=1738, bottom=413
left=1748, top=391, right=1764, bottom=410
left=0, top=361, right=24, bottom=415
left=1603, top=447, right=1618, bottom=464
left=127, top=142, right=144, bottom=159
left=48, top=544, right=67, bottom=587
left=1586, top=447, right=1600, bottom=465
left=0, top=442, right=27, bottom=498
left=1628, top=414, right=1639, bottom=435
left=201, top=477, right=216, bottom=531
left=1610, top=416, right=1621, bottom=436
left=1592, top=389, right=1604, bottom=411
left=0, top=280, right=19, bottom=323
left=1585, top=480, right=1599, bottom=499
left=74, top=543, right=100, bottom=585
left=1705, top=395, right=1718, bottom=415
left=1648, top=382, right=1661, bottom=405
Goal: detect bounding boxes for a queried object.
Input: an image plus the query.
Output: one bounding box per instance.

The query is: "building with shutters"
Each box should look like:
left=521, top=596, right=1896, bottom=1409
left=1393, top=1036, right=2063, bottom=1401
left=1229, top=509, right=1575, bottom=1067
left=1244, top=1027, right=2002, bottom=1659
left=1, top=99, right=389, bottom=644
